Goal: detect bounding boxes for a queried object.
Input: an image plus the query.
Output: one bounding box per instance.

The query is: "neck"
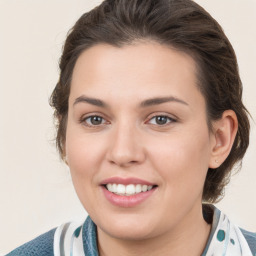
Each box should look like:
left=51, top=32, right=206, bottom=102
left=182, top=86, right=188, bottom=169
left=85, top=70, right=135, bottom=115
left=97, top=204, right=212, bottom=256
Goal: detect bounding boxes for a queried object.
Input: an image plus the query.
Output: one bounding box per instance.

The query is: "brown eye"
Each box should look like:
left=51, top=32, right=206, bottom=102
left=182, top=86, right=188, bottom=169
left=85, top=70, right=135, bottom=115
left=84, top=116, right=105, bottom=126
left=148, top=115, right=176, bottom=125
left=155, top=116, right=168, bottom=125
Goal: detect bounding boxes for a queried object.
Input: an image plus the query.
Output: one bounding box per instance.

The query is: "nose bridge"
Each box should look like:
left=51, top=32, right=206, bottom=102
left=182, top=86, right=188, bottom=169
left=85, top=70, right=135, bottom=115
left=107, top=118, right=145, bottom=166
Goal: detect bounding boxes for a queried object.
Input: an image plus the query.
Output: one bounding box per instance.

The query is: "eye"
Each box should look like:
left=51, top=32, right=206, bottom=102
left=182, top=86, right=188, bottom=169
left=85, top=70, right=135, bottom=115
left=147, top=115, right=176, bottom=125
left=82, top=115, right=108, bottom=126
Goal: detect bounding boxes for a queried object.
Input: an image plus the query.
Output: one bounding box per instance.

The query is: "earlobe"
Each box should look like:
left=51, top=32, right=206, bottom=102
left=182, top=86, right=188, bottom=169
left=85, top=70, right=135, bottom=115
left=209, top=110, right=238, bottom=169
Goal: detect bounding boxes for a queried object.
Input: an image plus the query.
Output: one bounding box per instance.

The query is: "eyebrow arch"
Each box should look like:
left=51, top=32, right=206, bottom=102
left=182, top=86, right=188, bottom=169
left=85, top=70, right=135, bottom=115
left=73, top=95, right=108, bottom=108
left=73, top=95, right=188, bottom=108
left=140, top=96, right=189, bottom=107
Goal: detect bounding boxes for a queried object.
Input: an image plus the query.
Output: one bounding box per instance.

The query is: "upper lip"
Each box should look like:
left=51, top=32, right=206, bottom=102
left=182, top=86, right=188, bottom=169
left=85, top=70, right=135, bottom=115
left=100, top=177, right=155, bottom=186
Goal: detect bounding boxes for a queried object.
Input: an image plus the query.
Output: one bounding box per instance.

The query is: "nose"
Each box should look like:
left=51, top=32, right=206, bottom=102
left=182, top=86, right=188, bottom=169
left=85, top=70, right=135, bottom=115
left=106, top=123, right=146, bottom=167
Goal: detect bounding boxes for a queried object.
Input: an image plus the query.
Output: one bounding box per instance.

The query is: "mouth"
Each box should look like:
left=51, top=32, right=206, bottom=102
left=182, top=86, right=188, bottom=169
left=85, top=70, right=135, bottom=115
left=100, top=177, right=158, bottom=207
left=103, top=183, right=158, bottom=196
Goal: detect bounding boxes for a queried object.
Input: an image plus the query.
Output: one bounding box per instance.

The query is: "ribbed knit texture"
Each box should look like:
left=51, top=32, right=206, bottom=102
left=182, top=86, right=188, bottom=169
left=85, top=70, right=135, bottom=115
left=240, top=228, right=256, bottom=255
left=6, top=228, right=56, bottom=256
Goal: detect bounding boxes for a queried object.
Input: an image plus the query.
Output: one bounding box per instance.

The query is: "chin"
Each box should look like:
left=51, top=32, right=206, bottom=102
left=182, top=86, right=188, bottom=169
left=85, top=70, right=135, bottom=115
left=102, top=225, right=156, bottom=241
left=96, top=213, right=158, bottom=240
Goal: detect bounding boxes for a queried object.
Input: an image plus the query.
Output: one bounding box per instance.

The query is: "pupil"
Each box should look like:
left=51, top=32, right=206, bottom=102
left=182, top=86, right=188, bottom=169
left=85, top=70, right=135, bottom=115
left=156, top=116, right=167, bottom=125
left=91, top=116, right=102, bottom=125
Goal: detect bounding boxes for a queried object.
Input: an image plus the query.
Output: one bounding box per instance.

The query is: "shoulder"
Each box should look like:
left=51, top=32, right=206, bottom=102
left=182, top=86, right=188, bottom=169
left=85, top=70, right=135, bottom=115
left=240, top=228, right=256, bottom=254
left=5, top=217, right=94, bottom=256
left=6, top=228, right=56, bottom=256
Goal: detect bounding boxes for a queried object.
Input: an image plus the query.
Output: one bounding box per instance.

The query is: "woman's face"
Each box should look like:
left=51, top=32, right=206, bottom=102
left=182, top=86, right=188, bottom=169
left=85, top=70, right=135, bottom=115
left=66, top=42, right=216, bottom=240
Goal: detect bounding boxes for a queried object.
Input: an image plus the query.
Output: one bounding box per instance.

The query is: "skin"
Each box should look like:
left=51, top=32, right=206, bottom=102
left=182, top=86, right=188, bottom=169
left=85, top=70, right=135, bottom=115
left=65, top=42, right=238, bottom=256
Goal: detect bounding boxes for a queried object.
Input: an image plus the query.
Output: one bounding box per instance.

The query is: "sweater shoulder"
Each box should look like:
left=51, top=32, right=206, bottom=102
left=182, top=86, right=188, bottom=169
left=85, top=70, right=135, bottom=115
left=240, top=228, right=256, bottom=255
left=6, top=228, right=56, bottom=256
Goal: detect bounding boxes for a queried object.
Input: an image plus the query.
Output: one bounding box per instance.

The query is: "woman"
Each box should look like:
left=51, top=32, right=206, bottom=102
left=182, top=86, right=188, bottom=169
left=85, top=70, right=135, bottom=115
left=7, top=0, right=255, bottom=255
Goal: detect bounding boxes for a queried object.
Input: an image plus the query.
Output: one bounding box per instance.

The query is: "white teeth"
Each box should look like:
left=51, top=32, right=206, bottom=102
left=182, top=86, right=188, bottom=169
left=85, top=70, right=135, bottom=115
left=135, top=184, right=142, bottom=193
left=105, top=183, right=155, bottom=196
left=106, top=184, right=112, bottom=191
left=126, top=184, right=135, bottom=195
left=112, top=183, right=117, bottom=193
left=147, top=185, right=153, bottom=191
left=142, top=185, right=147, bottom=192
left=116, top=184, right=126, bottom=194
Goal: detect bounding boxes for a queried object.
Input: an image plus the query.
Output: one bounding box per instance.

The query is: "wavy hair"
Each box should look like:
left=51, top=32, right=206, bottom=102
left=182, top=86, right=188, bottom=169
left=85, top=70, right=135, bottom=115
left=50, top=0, right=250, bottom=203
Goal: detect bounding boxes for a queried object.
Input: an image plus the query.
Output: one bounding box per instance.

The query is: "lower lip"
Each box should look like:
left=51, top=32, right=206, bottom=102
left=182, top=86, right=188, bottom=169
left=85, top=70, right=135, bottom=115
left=101, top=186, right=157, bottom=207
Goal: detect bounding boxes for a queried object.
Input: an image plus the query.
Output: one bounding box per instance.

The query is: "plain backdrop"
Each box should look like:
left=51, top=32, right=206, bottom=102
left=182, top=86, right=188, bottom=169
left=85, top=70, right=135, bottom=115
left=0, top=0, right=255, bottom=254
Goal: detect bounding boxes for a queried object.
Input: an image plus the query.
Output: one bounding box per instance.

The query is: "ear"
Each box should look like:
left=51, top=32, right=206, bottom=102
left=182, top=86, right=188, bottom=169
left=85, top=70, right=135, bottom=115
left=209, top=110, right=238, bottom=169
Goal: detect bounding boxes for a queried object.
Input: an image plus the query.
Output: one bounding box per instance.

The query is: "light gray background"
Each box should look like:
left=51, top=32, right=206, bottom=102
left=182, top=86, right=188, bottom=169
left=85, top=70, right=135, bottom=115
left=0, top=0, right=255, bottom=254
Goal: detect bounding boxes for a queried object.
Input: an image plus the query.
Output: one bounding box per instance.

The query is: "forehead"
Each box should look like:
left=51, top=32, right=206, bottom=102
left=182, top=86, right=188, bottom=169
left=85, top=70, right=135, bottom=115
left=70, top=42, right=204, bottom=109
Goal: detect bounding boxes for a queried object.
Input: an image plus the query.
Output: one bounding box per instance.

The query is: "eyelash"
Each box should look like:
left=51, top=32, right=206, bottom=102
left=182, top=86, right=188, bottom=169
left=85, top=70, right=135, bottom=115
left=146, top=115, right=176, bottom=126
left=79, top=114, right=177, bottom=128
left=80, top=115, right=109, bottom=127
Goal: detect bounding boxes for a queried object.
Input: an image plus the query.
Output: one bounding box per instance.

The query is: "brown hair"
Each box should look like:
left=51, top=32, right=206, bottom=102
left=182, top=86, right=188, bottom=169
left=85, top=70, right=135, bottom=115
left=50, top=0, right=250, bottom=203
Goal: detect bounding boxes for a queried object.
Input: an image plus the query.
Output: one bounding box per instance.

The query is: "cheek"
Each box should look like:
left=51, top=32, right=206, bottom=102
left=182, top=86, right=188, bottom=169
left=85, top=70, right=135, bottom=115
left=148, top=128, right=211, bottom=187
left=66, top=130, right=105, bottom=169
left=65, top=134, right=101, bottom=197
left=65, top=133, right=101, bottom=208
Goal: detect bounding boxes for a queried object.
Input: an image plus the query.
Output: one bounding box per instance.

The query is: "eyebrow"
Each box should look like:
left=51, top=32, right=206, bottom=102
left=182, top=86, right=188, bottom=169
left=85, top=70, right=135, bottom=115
left=140, top=96, right=189, bottom=107
left=73, top=95, right=188, bottom=108
left=73, top=95, right=108, bottom=108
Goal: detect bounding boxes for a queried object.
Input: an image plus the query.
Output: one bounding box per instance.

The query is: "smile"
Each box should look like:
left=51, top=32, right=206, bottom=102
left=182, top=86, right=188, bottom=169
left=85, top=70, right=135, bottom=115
left=100, top=177, right=158, bottom=207
left=105, top=184, right=155, bottom=196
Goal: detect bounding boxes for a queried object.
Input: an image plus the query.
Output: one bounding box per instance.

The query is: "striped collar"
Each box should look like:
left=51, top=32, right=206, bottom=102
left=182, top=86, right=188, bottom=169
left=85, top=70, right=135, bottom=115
left=54, top=205, right=254, bottom=256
